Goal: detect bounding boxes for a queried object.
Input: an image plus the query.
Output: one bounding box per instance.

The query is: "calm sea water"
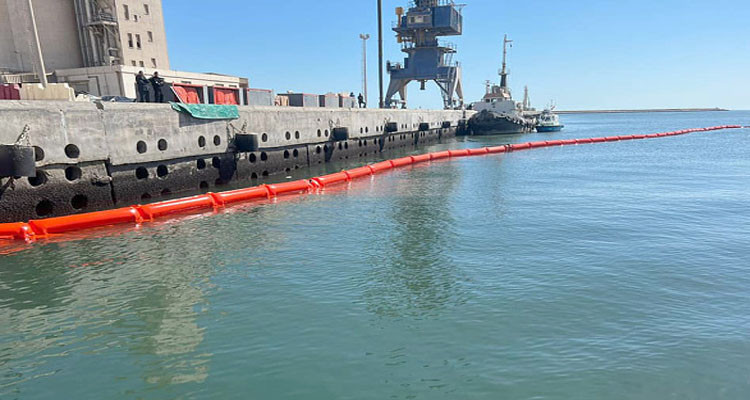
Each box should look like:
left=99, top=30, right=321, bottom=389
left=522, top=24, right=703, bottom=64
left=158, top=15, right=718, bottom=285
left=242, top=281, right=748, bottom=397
left=1, top=111, right=749, bottom=399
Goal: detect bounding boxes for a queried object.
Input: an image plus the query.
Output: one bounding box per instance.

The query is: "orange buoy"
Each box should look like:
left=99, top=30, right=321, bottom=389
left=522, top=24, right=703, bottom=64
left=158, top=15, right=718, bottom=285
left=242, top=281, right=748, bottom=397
left=467, top=147, right=489, bottom=155
left=266, top=180, right=313, bottom=196
left=217, top=186, right=271, bottom=204
left=390, top=156, right=415, bottom=167
left=429, top=150, right=451, bottom=160
left=448, top=149, right=471, bottom=157
left=412, top=154, right=432, bottom=163
left=312, top=172, right=350, bottom=187
left=0, top=223, right=33, bottom=241
left=368, top=161, right=395, bottom=173
left=511, top=143, right=532, bottom=150
left=27, top=207, right=142, bottom=236
left=344, top=166, right=374, bottom=180
left=138, top=195, right=215, bottom=221
left=486, top=146, right=508, bottom=154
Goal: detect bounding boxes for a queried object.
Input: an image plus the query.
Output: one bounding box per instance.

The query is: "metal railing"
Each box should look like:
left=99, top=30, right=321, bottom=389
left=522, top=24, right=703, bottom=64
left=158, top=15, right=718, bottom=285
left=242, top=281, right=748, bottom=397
left=386, top=61, right=403, bottom=72
left=439, top=40, right=457, bottom=51
left=91, top=12, right=116, bottom=23
left=434, top=63, right=461, bottom=81
left=408, top=0, right=456, bottom=8
left=1, top=72, right=48, bottom=84
left=398, top=39, right=457, bottom=52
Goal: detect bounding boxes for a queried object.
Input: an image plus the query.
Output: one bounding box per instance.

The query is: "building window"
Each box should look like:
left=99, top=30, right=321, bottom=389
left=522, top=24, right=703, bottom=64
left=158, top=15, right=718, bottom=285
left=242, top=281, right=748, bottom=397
left=144, top=4, right=150, bottom=15
left=151, top=58, right=157, bottom=68
left=139, top=61, right=145, bottom=67
left=127, top=33, right=134, bottom=48
left=148, top=31, right=153, bottom=42
left=133, top=14, right=139, bottom=22
left=131, top=60, right=136, bottom=66
left=136, top=34, right=142, bottom=49
left=124, top=5, right=130, bottom=20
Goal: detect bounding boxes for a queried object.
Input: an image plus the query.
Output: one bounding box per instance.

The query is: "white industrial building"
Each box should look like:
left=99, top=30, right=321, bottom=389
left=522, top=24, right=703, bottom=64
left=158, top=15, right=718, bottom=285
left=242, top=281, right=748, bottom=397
left=0, top=0, right=248, bottom=100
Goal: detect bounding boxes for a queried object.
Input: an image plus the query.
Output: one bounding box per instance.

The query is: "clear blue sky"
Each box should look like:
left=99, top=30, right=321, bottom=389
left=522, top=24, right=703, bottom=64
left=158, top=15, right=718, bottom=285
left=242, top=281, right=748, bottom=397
left=164, top=0, right=749, bottom=110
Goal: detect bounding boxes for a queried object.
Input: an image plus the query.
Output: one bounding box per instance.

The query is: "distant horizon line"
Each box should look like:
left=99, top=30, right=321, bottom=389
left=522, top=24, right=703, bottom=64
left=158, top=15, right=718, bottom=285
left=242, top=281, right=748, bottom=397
left=555, top=107, right=732, bottom=115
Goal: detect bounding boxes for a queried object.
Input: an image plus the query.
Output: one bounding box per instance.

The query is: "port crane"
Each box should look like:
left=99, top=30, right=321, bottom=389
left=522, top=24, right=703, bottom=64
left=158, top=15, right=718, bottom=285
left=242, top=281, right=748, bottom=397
left=385, top=0, right=464, bottom=109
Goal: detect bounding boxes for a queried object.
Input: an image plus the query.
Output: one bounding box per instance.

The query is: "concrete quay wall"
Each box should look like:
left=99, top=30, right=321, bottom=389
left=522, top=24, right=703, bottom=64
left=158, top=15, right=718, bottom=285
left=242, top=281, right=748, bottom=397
left=0, top=101, right=470, bottom=222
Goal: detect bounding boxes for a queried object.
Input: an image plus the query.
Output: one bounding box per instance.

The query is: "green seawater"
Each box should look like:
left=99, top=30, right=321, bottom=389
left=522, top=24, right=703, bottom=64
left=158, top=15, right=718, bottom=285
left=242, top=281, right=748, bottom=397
left=1, top=111, right=749, bottom=399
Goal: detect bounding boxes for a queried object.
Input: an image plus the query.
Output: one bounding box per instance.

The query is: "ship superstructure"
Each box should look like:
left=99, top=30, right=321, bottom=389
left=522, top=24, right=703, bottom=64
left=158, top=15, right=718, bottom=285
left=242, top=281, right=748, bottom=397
left=468, top=35, right=536, bottom=135
left=536, top=105, right=564, bottom=132
left=476, top=34, right=516, bottom=112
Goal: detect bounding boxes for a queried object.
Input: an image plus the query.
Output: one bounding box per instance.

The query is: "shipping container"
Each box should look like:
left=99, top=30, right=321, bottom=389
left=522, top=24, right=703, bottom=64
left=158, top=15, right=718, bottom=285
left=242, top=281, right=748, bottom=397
left=319, top=93, right=339, bottom=108
left=210, top=86, right=240, bottom=105
left=246, top=88, right=274, bottom=106
left=339, top=94, right=357, bottom=108
left=171, top=83, right=204, bottom=104
left=278, top=93, right=319, bottom=107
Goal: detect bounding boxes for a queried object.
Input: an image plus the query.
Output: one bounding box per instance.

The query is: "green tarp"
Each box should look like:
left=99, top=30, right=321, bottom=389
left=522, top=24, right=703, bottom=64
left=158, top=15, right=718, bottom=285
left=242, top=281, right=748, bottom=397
left=170, top=102, right=239, bottom=120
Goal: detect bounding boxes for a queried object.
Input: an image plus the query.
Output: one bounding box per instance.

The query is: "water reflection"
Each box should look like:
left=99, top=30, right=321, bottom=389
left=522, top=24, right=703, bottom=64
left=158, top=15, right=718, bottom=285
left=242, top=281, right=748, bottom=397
left=0, top=246, right=75, bottom=312
left=116, top=241, right=210, bottom=387
left=361, top=163, right=466, bottom=318
left=0, top=212, right=280, bottom=395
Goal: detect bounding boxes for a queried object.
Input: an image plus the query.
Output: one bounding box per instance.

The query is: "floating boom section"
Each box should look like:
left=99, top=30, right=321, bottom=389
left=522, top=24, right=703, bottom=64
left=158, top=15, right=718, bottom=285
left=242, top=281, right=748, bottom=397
left=386, top=0, right=464, bottom=109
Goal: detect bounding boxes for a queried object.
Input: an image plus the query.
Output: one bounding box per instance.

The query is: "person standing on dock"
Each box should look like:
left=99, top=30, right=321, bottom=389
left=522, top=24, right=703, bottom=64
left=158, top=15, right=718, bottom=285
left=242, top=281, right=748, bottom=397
left=358, top=93, right=366, bottom=108
left=136, top=71, right=150, bottom=103
left=150, top=72, right=165, bottom=103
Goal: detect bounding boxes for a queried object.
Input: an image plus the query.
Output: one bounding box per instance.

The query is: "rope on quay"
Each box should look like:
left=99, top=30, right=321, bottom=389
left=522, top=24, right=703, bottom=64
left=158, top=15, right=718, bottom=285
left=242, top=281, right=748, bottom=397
left=0, top=125, right=743, bottom=243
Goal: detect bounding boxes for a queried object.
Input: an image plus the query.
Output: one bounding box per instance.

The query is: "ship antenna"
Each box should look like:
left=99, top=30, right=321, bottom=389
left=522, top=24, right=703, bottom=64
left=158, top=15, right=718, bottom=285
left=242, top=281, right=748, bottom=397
left=500, top=34, right=513, bottom=89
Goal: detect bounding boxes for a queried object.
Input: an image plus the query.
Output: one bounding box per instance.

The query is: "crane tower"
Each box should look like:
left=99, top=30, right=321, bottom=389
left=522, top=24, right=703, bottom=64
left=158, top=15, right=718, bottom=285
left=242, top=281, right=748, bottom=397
left=385, top=0, right=464, bottom=109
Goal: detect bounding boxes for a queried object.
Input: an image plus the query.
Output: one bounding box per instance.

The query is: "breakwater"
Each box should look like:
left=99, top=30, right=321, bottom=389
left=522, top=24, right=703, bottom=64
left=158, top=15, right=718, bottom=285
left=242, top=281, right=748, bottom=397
left=0, top=124, right=742, bottom=243
left=0, top=101, right=468, bottom=223
left=557, top=108, right=728, bottom=114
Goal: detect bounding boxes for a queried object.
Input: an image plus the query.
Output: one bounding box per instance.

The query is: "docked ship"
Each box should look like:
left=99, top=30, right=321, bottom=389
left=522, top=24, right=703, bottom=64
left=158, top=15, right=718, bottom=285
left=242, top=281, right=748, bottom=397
left=536, top=108, right=564, bottom=132
left=468, top=35, right=536, bottom=135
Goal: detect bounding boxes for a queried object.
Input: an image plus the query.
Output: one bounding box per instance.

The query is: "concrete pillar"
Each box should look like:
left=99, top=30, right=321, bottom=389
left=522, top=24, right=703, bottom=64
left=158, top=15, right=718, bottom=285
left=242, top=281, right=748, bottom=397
left=27, top=0, right=48, bottom=86
left=5, top=0, right=34, bottom=72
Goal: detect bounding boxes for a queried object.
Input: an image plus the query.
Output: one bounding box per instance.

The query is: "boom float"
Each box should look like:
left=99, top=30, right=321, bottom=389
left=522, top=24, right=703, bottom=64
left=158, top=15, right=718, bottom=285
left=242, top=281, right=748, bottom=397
left=0, top=125, right=743, bottom=243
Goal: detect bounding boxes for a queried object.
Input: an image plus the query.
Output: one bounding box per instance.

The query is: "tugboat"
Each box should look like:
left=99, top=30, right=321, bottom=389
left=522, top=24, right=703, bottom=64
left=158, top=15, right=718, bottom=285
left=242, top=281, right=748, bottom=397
left=468, top=35, right=536, bottom=135
left=536, top=107, right=564, bottom=132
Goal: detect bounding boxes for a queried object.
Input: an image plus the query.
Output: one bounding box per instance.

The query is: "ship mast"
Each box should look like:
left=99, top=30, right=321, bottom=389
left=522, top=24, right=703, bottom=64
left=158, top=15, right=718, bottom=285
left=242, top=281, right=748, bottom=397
left=499, top=34, right=513, bottom=89
left=522, top=86, right=530, bottom=111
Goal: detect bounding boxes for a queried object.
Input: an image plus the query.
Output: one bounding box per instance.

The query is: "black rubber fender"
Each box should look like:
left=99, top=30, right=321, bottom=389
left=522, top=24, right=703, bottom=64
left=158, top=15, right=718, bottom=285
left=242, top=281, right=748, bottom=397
left=457, top=119, right=469, bottom=136
left=234, top=133, right=260, bottom=152
left=0, top=144, right=35, bottom=177
left=332, top=127, right=349, bottom=141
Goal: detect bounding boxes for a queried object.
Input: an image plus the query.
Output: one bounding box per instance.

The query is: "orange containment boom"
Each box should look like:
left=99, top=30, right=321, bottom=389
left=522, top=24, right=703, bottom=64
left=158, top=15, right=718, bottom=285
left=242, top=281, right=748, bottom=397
left=0, top=125, right=743, bottom=243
